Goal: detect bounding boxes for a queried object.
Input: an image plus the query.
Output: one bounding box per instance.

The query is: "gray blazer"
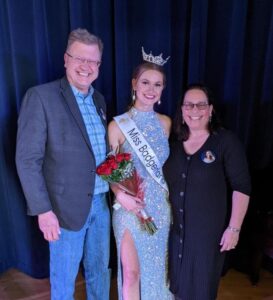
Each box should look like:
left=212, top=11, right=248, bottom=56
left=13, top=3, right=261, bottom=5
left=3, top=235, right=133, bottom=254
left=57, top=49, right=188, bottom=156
left=16, top=76, right=108, bottom=230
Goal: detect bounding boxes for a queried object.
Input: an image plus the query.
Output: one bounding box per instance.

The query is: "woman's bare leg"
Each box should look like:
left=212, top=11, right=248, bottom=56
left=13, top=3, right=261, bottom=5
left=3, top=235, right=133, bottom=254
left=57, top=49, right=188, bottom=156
left=120, top=229, right=140, bottom=300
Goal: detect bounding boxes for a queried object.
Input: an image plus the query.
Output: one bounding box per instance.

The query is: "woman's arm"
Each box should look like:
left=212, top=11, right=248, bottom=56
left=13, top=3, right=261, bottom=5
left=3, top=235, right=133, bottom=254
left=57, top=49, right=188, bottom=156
left=108, top=120, right=125, bottom=152
left=220, top=191, right=249, bottom=252
left=228, top=191, right=249, bottom=229
left=157, top=113, right=172, bottom=138
left=110, top=184, right=144, bottom=213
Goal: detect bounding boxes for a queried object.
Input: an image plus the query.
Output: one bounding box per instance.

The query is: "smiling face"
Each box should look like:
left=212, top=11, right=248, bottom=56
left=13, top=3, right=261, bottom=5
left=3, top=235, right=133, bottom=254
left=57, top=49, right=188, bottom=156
left=132, top=69, right=164, bottom=111
left=181, top=88, right=213, bottom=131
left=64, top=41, right=101, bottom=94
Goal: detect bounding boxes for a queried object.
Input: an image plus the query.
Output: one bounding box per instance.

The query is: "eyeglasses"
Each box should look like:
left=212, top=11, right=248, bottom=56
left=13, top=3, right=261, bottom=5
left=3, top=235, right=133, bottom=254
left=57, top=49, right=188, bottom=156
left=66, top=52, right=101, bottom=67
left=182, top=102, right=209, bottom=110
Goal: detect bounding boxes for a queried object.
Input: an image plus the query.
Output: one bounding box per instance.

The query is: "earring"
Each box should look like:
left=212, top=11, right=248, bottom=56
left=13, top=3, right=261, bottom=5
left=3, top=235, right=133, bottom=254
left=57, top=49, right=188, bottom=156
left=209, top=115, right=212, bottom=123
left=157, top=99, right=161, bottom=105
left=182, top=116, right=185, bottom=124
left=132, top=90, right=136, bottom=103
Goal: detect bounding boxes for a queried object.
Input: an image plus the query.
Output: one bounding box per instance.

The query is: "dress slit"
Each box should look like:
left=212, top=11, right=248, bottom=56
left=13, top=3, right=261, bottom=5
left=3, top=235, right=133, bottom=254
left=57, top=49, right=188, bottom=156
left=118, top=228, right=141, bottom=300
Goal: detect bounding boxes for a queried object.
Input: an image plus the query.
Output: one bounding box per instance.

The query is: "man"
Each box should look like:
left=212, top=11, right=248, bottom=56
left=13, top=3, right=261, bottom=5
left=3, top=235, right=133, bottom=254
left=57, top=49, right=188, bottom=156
left=16, top=28, right=110, bottom=300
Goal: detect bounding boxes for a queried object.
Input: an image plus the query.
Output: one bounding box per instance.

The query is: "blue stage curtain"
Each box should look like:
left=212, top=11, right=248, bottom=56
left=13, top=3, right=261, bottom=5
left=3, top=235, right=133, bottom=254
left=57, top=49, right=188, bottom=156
left=0, top=0, right=272, bottom=278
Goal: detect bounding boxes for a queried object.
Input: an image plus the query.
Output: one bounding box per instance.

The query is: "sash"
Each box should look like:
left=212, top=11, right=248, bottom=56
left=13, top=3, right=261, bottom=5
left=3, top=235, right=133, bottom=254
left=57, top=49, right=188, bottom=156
left=114, top=113, right=169, bottom=193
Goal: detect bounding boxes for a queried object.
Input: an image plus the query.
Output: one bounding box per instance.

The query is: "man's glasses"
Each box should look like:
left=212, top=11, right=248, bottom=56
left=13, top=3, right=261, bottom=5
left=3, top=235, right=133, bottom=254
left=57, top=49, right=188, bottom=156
left=66, top=52, right=101, bottom=67
left=182, top=102, right=209, bottom=110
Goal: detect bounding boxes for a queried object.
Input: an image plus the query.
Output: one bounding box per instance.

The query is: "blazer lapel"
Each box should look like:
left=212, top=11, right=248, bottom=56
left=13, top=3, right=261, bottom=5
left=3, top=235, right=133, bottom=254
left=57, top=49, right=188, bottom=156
left=93, top=93, right=107, bottom=130
left=93, top=91, right=109, bottom=152
left=60, top=77, right=93, bottom=153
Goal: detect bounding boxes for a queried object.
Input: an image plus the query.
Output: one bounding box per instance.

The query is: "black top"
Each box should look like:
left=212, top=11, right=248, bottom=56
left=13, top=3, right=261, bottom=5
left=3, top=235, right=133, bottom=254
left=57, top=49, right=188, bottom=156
left=163, top=129, right=251, bottom=300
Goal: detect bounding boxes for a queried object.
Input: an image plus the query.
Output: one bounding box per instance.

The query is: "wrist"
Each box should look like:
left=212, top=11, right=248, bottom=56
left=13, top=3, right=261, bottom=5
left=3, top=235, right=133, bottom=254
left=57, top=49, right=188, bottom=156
left=116, top=188, right=126, bottom=199
left=227, top=225, right=240, bottom=233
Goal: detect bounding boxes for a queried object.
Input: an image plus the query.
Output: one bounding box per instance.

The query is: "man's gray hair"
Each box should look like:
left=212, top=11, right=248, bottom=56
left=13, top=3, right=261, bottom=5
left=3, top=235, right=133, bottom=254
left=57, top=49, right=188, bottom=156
left=66, top=28, right=103, bottom=55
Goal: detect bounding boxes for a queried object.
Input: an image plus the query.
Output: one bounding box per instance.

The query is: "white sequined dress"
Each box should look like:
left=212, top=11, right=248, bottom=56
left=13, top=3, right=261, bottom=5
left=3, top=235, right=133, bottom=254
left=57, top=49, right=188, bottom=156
left=113, top=107, right=172, bottom=300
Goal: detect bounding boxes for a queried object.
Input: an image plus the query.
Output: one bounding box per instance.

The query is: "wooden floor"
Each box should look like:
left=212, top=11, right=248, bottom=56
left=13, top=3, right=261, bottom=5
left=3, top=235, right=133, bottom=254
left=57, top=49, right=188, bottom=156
left=0, top=268, right=273, bottom=300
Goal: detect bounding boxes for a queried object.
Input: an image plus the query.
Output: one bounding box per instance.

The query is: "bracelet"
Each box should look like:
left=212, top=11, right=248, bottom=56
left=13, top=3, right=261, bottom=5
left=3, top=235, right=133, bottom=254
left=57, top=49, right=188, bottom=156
left=113, top=202, right=121, bottom=210
left=227, top=226, right=240, bottom=233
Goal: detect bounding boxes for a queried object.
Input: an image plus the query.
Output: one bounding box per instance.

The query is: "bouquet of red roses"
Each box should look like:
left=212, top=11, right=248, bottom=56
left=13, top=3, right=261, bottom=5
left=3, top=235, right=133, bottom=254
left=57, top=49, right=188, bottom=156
left=96, top=152, right=157, bottom=235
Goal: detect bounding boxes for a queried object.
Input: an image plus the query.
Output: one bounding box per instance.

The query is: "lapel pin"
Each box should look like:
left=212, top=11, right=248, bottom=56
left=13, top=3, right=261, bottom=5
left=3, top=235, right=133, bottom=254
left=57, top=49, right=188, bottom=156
left=100, top=108, right=106, bottom=121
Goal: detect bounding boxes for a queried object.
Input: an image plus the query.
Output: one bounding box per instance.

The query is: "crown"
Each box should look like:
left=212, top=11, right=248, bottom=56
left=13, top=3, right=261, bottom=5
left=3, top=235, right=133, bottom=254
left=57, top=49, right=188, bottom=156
left=142, top=47, right=170, bottom=66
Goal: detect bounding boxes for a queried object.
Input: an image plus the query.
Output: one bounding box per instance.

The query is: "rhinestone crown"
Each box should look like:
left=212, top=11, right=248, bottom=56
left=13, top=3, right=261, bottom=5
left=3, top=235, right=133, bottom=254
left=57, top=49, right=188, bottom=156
left=142, top=47, right=170, bottom=66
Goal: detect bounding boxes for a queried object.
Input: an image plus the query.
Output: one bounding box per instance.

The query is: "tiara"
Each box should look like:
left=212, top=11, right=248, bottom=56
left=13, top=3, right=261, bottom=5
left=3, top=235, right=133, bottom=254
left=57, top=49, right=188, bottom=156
left=142, top=47, right=170, bottom=66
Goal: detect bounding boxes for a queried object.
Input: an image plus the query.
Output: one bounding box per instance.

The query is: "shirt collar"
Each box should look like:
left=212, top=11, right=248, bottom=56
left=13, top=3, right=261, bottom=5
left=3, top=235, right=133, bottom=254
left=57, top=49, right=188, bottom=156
left=70, top=85, right=94, bottom=99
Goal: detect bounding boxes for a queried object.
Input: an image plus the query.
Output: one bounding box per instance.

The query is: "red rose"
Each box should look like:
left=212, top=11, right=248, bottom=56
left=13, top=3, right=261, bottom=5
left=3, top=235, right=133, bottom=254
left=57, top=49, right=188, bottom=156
left=109, top=160, right=118, bottom=170
left=116, top=153, right=125, bottom=163
left=103, top=166, right=112, bottom=175
left=107, top=157, right=115, bottom=164
left=96, top=164, right=112, bottom=175
left=123, top=153, right=131, bottom=161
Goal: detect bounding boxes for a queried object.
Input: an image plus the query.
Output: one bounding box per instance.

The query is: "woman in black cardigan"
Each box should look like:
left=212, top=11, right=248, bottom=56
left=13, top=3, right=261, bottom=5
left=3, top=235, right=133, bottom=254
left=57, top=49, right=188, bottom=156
left=164, top=84, right=251, bottom=300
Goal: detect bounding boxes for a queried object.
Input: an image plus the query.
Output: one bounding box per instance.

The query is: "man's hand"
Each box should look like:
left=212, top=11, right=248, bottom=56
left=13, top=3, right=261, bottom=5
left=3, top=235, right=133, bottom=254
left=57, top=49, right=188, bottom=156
left=38, top=211, right=61, bottom=242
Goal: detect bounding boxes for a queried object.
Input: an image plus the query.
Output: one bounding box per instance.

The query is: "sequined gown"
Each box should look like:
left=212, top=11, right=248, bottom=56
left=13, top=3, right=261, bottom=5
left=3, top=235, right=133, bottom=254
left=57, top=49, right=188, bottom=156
left=113, top=107, right=172, bottom=300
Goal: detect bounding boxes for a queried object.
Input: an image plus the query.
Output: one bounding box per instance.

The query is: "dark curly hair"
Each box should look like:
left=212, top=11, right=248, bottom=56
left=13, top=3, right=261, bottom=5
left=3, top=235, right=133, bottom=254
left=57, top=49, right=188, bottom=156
left=172, top=84, right=222, bottom=141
